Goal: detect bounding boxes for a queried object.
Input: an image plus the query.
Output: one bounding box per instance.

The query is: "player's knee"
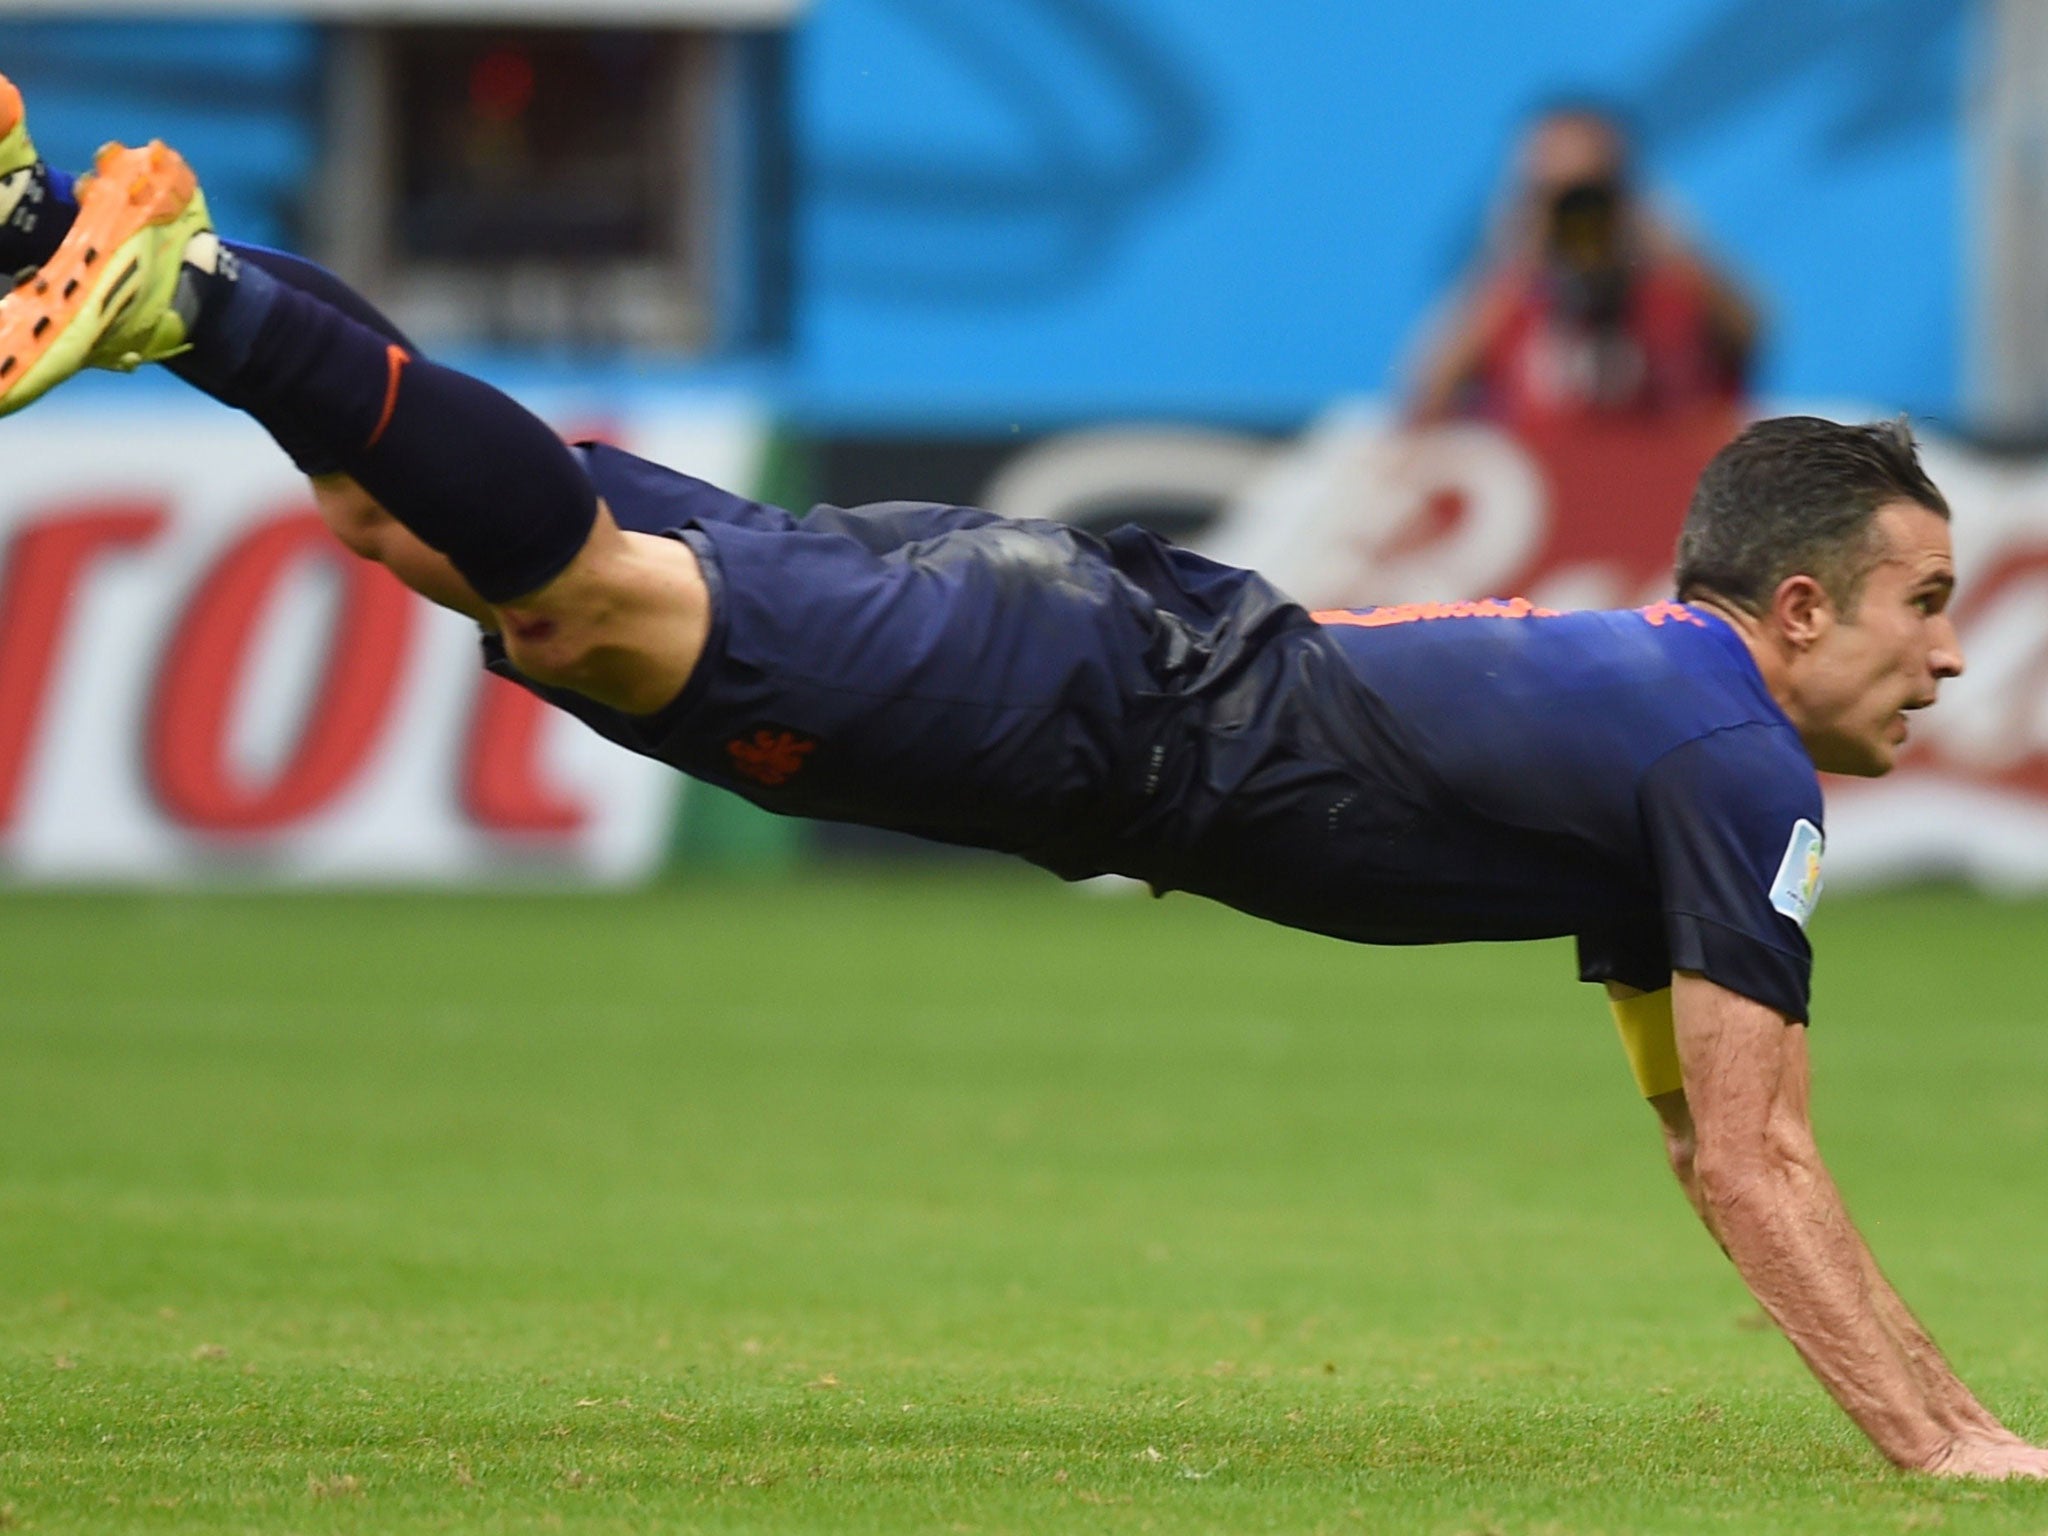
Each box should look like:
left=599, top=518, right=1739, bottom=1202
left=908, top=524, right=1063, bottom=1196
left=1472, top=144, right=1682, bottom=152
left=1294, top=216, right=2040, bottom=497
left=495, top=607, right=665, bottom=712
left=496, top=612, right=603, bottom=690
left=492, top=574, right=628, bottom=688
left=494, top=529, right=711, bottom=715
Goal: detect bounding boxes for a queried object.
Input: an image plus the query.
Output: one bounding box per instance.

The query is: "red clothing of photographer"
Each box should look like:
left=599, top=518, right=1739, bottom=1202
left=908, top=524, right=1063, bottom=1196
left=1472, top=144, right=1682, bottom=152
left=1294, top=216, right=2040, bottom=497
left=1460, top=251, right=1748, bottom=429
left=1407, top=107, right=1759, bottom=431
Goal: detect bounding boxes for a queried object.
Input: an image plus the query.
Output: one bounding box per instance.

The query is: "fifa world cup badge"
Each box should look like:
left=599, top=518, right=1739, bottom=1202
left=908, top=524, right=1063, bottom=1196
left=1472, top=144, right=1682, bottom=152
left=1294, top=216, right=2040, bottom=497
left=1769, top=819, right=1826, bottom=927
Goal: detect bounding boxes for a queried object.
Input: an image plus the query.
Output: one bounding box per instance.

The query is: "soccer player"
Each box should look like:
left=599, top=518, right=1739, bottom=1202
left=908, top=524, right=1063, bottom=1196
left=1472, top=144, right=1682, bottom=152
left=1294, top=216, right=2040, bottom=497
left=0, top=102, right=2036, bottom=1477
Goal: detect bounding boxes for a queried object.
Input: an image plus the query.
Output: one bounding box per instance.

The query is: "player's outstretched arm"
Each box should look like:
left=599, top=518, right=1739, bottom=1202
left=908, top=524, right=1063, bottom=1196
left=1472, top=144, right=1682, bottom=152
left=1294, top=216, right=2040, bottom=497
left=1647, top=1079, right=2015, bottom=1452
left=1668, top=972, right=2048, bottom=1478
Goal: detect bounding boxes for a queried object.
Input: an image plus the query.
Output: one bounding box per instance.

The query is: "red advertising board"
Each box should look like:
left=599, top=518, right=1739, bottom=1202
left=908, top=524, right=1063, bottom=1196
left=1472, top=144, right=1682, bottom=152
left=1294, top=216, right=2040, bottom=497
left=0, top=405, right=763, bottom=884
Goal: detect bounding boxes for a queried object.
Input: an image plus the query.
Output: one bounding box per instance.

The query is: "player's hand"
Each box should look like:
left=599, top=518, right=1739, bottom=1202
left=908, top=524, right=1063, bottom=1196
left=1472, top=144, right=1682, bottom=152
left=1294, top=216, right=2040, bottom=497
left=1921, top=1431, right=2048, bottom=1480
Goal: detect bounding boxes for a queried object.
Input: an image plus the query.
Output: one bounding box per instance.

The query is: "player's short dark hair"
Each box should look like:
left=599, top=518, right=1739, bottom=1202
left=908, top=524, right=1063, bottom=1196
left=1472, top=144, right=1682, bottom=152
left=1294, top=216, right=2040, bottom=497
left=1674, top=416, right=1950, bottom=615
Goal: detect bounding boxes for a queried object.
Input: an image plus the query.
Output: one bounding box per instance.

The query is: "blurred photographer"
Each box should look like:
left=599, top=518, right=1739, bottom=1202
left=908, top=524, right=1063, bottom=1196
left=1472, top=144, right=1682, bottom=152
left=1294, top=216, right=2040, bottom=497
left=1408, top=104, right=1759, bottom=428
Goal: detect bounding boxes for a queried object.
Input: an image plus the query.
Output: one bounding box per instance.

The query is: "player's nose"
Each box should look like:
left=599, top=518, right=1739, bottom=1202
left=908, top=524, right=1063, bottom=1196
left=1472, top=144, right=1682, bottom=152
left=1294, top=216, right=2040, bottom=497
left=1930, top=615, right=1965, bottom=680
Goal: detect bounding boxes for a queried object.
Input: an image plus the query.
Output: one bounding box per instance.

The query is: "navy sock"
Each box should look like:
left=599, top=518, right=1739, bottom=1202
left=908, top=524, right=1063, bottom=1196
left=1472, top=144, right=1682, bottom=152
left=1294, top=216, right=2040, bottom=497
left=15, top=158, right=595, bottom=602
left=230, top=242, right=417, bottom=349
left=185, top=260, right=597, bottom=604
left=167, top=242, right=419, bottom=476
left=1, top=164, right=77, bottom=274
left=5, top=158, right=407, bottom=479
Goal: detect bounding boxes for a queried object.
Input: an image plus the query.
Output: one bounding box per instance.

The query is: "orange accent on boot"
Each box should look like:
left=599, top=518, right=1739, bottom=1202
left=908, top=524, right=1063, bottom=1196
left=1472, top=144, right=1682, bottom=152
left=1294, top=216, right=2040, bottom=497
left=0, top=140, right=196, bottom=393
left=0, top=76, right=23, bottom=143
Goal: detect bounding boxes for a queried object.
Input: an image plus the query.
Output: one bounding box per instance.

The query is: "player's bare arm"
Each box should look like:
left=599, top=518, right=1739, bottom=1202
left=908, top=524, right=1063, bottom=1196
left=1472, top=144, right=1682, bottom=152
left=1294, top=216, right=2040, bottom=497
left=1607, top=977, right=2034, bottom=1473
left=1663, top=974, right=2048, bottom=1477
left=1638, top=1039, right=2004, bottom=1443
left=1601, top=521, right=2032, bottom=1476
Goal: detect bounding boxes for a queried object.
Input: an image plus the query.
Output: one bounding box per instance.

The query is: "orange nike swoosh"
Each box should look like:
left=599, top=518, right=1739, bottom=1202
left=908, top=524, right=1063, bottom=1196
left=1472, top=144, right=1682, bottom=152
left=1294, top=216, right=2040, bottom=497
left=365, top=344, right=411, bottom=450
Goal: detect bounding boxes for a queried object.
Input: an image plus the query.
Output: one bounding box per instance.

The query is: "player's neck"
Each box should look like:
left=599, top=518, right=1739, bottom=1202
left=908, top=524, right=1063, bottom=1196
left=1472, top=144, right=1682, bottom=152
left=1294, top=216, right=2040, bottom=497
left=1689, top=594, right=1801, bottom=721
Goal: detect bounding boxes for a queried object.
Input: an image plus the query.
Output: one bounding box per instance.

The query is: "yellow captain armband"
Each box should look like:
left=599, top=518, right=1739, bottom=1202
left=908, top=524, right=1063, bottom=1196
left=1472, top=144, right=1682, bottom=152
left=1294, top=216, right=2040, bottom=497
left=1609, top=987, right=1683, bottom=1099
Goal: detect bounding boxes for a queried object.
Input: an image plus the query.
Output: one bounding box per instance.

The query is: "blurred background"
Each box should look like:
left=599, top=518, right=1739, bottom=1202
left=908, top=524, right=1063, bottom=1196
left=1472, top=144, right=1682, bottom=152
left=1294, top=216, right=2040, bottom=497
left=1, top=0, right=2044, bottom=892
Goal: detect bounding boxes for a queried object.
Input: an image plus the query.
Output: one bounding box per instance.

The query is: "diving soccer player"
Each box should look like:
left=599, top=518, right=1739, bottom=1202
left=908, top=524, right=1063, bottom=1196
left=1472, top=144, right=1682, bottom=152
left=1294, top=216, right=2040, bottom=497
left=0, top=104, right=2033, bottom=1478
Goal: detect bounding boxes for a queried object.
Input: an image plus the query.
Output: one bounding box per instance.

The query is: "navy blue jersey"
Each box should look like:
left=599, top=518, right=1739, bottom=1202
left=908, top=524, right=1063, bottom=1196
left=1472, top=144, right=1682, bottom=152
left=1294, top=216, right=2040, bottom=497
left=1311, top=602, right=1822, bottom=1019
left=489, top=445, right=1824, bottom=1022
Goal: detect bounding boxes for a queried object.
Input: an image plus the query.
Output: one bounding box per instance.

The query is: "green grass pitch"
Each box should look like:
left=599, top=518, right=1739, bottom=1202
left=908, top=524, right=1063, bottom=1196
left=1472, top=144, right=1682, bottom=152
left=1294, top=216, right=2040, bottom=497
left=3, top=872, right=2048, bottom=1533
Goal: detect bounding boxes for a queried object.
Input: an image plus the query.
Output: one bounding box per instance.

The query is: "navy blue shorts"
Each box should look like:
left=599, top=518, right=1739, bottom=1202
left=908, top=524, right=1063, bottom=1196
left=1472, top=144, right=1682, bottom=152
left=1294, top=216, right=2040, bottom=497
left=489, top=443, right=1380, bottom=890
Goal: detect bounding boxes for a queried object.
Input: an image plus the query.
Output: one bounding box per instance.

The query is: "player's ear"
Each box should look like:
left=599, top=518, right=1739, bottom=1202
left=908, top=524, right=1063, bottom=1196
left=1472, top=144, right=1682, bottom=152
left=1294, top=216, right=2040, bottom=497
left=1767, top=572, right=1833, bottom=651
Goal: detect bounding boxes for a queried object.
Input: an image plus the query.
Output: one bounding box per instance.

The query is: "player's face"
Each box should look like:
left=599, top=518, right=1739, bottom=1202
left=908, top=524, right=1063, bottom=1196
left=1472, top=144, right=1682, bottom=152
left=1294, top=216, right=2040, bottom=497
left=1794, top=501, right=1963, bottom=777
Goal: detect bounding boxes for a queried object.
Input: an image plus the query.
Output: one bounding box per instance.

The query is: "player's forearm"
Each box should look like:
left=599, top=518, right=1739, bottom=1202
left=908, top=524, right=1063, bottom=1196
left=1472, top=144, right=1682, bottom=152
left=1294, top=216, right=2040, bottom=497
left=1855, top=1240, right=2012, bottom=1438
left=1779, top=1144, right=2011, bottom=1439
left=1681, top=1130, right=2029, bottom=1467
left=1667, top=980, right=2044, bottom=1476
left=1699, top=1152, right=1951, bottom=1467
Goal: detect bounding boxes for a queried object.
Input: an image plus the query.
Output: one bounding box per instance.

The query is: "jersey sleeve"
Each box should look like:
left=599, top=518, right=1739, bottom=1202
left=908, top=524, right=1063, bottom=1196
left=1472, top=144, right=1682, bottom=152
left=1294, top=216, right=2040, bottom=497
left=1575, top=913, right=1671, bottom=999
left=1612, top=724, right=1823, bottom=1021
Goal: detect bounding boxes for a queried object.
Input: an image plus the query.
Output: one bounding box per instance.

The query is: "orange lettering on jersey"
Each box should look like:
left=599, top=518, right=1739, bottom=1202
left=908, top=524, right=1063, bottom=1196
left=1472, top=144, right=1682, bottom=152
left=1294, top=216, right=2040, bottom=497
left=1639, top=601, right=1706, bottom=628
left=1312, top=597, right=1562, bottom=629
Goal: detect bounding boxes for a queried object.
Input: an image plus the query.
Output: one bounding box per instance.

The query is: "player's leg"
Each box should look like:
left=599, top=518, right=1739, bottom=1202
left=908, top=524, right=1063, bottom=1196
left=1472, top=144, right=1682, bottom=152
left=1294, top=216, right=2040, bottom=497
left=307, top=473, right=490, bottom=622
left=0, top=78, right=407, bottom=466
left=0, top=139, right=709, bottom=714
left=0, top=132, right=1203, bottom=868
left=191, top=260, right=473, bottom=609
left=0, top=75, right=499, bottom=617
left=1, top=80, right=1004, bottom=631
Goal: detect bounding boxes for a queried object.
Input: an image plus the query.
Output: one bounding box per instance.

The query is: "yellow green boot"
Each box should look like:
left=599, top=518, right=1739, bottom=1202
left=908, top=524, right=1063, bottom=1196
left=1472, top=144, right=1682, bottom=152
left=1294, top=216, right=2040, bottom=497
left=0, top=139, right=215, bottom=416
